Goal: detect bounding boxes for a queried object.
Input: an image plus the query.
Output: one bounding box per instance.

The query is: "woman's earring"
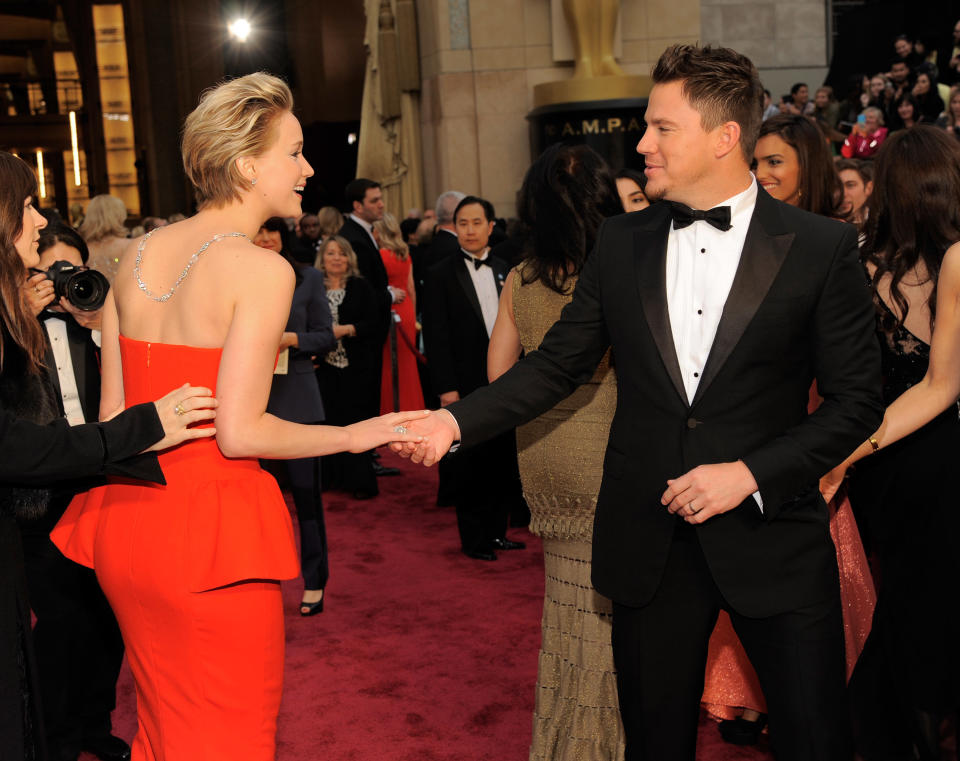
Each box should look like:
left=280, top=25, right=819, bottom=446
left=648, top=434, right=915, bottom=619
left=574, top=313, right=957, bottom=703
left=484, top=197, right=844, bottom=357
left=250, top=177, right=258, bottom=186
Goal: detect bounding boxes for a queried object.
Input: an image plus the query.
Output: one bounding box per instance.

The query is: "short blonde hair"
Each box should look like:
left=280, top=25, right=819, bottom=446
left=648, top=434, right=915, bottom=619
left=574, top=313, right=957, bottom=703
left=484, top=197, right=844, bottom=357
left=317, top=206, right=344, bottom=237
left=182, top=72, right=293, bottom=208
left=79, top=194, right=128, bottom=241
left=316, top=235, right=361, bottom=281
left=374, top=212, right=409, bottom=260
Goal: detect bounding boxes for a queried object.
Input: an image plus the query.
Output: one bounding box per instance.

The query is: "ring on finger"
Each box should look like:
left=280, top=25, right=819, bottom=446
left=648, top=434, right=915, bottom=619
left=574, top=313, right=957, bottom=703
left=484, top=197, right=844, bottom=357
left=174, top=402, right=187, bottom=416
left=393, top=424, right=408, bottom=434
left=688, top=500, right=699, bottom=514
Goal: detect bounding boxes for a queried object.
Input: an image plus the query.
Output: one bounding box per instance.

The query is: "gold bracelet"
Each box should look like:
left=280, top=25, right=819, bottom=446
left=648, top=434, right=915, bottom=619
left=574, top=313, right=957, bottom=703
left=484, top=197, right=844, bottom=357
left=869, top=436, right=880, bottom=453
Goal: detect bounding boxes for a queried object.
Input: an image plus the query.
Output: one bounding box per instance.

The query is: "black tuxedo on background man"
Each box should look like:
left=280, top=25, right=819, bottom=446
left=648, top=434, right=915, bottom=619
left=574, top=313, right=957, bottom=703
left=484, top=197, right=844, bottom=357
left=449, top=189, right=883, bottom=758
left=19, top=313, right=128, bottom=761
left=338, top=216, right=391, bottom=336
left=422, top=250, right=523, bottom=556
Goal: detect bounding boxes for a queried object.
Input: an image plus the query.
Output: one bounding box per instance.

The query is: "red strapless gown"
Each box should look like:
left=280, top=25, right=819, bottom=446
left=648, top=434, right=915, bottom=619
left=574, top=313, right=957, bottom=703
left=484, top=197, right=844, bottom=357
left=700, top=384, right=876, bottom=719
left=379, top=248, right=424, bottom=413
left=51, top=336, right=299, bottom=761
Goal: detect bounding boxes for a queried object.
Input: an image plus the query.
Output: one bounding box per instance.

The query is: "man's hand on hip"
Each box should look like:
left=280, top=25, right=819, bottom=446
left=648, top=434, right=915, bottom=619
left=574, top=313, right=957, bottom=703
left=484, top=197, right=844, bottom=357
left=661, top=460, right=759, bottom=524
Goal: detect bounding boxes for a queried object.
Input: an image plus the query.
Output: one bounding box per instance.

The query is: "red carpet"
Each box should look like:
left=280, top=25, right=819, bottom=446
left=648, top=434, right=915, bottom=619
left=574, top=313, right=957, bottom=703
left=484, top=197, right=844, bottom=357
left=91, top=449, right=773, bottom=760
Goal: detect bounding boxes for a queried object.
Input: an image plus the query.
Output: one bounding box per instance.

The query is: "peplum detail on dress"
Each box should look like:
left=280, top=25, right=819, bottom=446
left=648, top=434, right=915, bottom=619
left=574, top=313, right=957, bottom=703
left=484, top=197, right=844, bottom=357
left=51, top=335, right=299, bottom=591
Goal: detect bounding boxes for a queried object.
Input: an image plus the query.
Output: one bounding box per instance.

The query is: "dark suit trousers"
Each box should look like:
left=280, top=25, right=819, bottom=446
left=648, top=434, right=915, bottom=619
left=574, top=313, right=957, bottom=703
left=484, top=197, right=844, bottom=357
left=284, top=456, right=329, bottom=591
left=451, top=431, right=516, bottom=553
left=611, top=521, right=851, bottom=761
left=20, top=525, right=124, bottom=758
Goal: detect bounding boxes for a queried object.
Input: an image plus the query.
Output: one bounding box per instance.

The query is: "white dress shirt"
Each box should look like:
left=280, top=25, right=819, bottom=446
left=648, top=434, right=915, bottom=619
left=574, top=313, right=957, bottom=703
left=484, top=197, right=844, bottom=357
left=462, top=247, right=499, bottom=337
left=664, top=177, right=763, bottom=509
left=42, top=315, right=86, bottom=426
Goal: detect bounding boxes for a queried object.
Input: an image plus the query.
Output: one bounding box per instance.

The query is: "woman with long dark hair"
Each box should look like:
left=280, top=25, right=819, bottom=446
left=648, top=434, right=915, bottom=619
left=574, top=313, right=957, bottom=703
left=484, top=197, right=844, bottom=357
left=754, top=113, right=841, bottom=216
left=0, top=152, right=216, bottom=761
left=255, top=216, right=335, bottom=616
left=821, top=126, right=960, bottom=760
left=487, top=143, right=625, bottom=760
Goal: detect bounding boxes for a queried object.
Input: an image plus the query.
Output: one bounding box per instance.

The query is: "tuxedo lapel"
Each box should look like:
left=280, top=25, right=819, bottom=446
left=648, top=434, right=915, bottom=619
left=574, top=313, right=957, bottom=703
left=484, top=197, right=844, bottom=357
left=634, top=209, right=688, bottom=407
left=453, top=259, right=485, bottom=327
left=491, top=257, right=508, bottom=296
left=65, top=317, right=95, bottom=420
left=691, top=191, right=795, bottom=406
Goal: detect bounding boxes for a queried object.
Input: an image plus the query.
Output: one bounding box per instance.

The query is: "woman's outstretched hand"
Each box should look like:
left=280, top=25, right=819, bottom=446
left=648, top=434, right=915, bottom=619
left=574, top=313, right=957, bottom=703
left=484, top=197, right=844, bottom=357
left=344, top=410, right=431, bottom=454
left=148, top=383, right=218, bottom=452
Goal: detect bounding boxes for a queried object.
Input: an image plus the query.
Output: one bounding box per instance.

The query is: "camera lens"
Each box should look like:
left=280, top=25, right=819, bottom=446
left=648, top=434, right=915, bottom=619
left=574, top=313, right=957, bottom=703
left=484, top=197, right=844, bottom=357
left=64, top=269, right=109, bottom=311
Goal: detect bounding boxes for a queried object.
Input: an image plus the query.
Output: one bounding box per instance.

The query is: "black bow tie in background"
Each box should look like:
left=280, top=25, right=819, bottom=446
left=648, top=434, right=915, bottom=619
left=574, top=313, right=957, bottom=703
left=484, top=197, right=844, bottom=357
left=667, top=202, right=732, bottom=232
left=463, top=252, right=492, bottom=270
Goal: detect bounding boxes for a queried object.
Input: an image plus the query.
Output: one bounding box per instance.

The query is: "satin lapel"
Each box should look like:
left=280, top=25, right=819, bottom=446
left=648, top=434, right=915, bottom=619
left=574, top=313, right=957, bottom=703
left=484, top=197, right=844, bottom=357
left=491, top=257, right=508, bottom=296
left=691, top=196, right=796, bottom=407
left=634, top=212, right=688, bottom=408
left=453, top=260, right=485, bottom=327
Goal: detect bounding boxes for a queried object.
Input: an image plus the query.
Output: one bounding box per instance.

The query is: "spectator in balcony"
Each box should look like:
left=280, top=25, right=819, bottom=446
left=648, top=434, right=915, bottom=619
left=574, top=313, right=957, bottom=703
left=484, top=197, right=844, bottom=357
left=841, top=107, right=889, bottom=158
left=935, top=86, right=960, bottom=139
left=912, top=68, right=945, bottom=123
left=890, top=93, right=920, bottom=131
left=813, top=86, right=841, bottom=131
left=892, top=34, right=921, bottom=70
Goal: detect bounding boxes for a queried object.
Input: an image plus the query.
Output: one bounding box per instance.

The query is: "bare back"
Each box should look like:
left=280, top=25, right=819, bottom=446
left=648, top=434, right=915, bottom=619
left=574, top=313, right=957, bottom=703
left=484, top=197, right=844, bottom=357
left=112, top=218, right=279, bottom=348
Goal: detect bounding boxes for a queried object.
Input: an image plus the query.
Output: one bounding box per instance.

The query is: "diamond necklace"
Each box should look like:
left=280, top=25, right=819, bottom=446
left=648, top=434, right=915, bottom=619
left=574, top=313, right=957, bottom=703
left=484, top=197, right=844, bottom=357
left=134, top=228, right=250, bottom=303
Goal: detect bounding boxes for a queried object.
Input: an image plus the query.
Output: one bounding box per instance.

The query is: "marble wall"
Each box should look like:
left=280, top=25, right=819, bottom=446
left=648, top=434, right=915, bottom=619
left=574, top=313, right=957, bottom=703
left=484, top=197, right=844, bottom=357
left=416, top=0, right=700, bottom=217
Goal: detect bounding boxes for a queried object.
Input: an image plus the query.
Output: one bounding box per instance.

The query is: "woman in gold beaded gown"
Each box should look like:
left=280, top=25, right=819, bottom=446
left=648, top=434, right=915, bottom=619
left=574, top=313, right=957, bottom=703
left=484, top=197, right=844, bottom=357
left=488, top=144, right=626, bottom=761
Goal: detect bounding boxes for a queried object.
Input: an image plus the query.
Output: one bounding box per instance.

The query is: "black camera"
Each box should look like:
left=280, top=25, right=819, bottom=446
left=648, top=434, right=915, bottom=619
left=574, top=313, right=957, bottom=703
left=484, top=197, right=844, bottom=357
left=34, top=261, right=110, bottom=311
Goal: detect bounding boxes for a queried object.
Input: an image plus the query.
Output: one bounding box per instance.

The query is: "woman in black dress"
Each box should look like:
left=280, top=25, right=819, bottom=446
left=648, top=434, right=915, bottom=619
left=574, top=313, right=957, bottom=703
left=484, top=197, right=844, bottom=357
left=0, top=151, right=216, bottom=760
left=315, top=235, right=382, bottom=499
left=821, top=125, right=960, bottom=760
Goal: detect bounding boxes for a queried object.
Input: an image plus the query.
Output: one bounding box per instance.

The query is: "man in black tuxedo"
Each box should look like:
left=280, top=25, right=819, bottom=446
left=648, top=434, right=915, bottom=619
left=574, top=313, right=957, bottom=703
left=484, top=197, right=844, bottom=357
left=338, top=178, right=401, bottom=477
left=420, top=196, right=526, bottom=561
left=19, top=227, right=132, bottom=761
left=399, top=45, right=882, bottom=759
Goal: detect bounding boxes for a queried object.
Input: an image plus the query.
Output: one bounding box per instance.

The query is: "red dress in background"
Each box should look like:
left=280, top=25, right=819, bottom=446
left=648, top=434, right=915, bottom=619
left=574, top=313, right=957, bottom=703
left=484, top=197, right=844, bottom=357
left=51, top=336, right=300, bottom=761
left=380, top=247, right=424, bottom=413
left=701, top=385, right=876, bottom=719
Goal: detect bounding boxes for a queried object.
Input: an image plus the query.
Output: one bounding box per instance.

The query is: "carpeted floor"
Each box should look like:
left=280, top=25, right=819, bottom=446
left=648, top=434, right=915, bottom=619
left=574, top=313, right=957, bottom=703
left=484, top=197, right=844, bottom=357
left=91, top=449, right=773, bottom=761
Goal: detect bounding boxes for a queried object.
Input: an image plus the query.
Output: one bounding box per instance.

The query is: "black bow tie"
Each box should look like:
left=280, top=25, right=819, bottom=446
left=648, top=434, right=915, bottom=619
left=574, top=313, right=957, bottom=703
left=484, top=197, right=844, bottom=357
left=463, top=252, right=491, bottom=270
left=668, top=202, right=732, bottom=232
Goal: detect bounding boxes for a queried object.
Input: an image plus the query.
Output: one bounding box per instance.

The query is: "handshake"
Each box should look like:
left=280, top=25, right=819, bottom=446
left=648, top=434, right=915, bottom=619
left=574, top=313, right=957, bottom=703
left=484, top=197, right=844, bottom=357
left=389, top=409, right=461, bottom=466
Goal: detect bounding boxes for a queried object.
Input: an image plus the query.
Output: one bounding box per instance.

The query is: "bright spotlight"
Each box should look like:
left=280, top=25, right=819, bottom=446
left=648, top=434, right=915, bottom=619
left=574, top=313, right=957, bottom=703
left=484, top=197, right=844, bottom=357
left=228, top=18, right=251, bottom=42
left=347, top=133, right=357, bottom=145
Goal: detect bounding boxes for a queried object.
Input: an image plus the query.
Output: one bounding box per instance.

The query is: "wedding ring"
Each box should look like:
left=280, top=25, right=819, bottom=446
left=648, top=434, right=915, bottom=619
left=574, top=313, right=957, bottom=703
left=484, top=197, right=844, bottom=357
left=393, top=425, right=408, bottom=435
left=688, top=501, right=698, bottom=513
left=174, top=402, right=187, bottom=416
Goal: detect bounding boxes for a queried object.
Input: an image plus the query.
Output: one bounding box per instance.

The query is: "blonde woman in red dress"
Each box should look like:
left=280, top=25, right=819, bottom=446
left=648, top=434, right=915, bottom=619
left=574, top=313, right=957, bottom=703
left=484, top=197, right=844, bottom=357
left=375, top=212, right=424, bottom=413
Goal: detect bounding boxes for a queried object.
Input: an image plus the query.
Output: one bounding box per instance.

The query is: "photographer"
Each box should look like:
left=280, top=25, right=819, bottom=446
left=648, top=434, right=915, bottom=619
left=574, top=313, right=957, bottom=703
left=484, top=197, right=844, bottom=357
left=1, top=150, right=217, bottom=761
left=18, top=221, right=130, bottom=761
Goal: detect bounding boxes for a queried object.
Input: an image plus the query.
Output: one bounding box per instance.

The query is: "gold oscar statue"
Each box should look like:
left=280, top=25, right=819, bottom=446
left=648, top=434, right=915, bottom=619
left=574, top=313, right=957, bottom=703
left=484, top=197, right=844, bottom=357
left=564, top=0, right=625, bottom=79
left=534, top=0, right=650, bottom=107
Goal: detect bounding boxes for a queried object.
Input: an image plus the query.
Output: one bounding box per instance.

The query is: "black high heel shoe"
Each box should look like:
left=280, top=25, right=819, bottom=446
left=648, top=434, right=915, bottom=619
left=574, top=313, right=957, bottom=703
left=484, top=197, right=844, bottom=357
left=300, top=593, right=324, bottom=616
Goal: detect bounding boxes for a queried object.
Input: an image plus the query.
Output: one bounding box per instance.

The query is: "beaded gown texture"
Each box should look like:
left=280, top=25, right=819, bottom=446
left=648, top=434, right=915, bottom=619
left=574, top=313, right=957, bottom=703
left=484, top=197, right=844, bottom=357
left=848, top=299, right=960, bottom=759
left=512, top=265, right=625, bottom=761
left=379, top=248, right=424, bottom=413
left=51, top=336, right=300, bottom=761
left=700, top=383, right=877, bottom=719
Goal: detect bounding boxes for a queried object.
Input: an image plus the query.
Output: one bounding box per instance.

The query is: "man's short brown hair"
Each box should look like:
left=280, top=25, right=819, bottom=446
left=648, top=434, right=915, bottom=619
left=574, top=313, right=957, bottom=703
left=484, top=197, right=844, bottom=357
left=652, top=44, right=764, bottom=161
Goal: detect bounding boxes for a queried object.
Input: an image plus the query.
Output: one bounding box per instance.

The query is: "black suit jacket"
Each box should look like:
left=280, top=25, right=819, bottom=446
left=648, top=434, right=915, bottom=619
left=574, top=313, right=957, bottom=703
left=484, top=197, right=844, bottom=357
left=41, top=312, right=101, bottom=423
left=338, top=217, right=391, bottom=336
left=421, top=251, right=508, bottom=397
left=450, top=189, right=883, bottom=616
left=267, top=267, right=335, bottom=424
